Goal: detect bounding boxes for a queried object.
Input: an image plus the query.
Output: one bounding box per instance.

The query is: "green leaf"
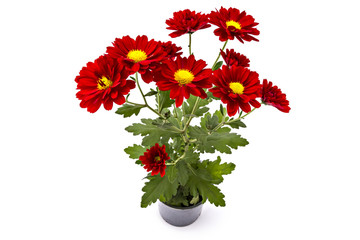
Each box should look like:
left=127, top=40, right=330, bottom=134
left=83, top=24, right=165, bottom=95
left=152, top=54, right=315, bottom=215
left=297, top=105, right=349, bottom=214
left=212, top=61, right=223, bottom=71
left=166, top=189, right=190, bottom=207
left=125, top=118, right=178, bottom=146
left=187, top=175, right=225, bottom=207
left=172, top=137, right=185, bottom=154
left=207, top=131, right=249, bottom=154
left=188, top=126, right=208, bottom=141
left=167, top=165, right=178, bottom=184
left=141, top=174, right=179, bottom=208
left=151, top=119, right=180, bottom=133
left=190, top=194, right=200, bottom=205
left=115, top=104, right=145, bottom=118
left=226, top=119, right=247, bottom=129
left=173, top=107, right=183, bottom=121
left=207, top=91, right=220, bottom=100
left=176, top=161, right=190, bottom=186
left=200, top=113, right=219, bottom=131
left=199, top=156, right=236, bottom=184
left=184, top=95, right=211, bottom=117
left=167, top=116, right=181, bottom=129
left=182, top=149, right=200, bottom=164
left=158, top=90, right=175, bottom=112
left=194, top=107, right=210, bottom=117
left=213, top=110, right=222, bottom=123
left=144, top=89, right=158, bottom=97
left=124, top=144, right=146, bottom=160
left=162, top=142, right=176, bottom=160
left=188, top=126, right=249, bottom=154
left=181, top=156, right=235, bottom=207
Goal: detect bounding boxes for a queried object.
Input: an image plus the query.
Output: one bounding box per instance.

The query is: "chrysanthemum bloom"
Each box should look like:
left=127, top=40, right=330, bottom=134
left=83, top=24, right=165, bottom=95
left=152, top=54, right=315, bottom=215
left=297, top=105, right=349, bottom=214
left=160, top=41, right=183, bottom=60
left=209, top=7, right=260, bottom=43
left=156, top=55, right=212, bottom=107
left=166, top=9, right=211, bottom=38
left=209, top=65, right=261, bottom=116
left=75, top=55, right=135, bottom=113
left=139, top=143, right=170, bottom=177
left=106, top=35, right=166, bottom=83
left=220, top=49, right=250, bottom=68
left=137, top=41, right=183, bottom=83
left=261, top=79, right=290, bottom=113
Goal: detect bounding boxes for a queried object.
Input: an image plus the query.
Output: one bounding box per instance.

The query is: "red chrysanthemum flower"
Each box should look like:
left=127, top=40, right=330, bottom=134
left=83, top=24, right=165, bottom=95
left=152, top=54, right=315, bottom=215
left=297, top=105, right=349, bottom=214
left=139, top=143, right=170, bottom=177
left=209, top=7, right=260, bottom=43
left=75, top=55, right=135, bottom=113
left=156, top=55, right=212, bottom=107
left=261, top=79, right=290, bottom=113
left=209, top=65, right=261, bottom=116
left=220, top=49, right=250, bottom=68
left=166, top=9, right=211, bottom=38
left=160, top=41, right=183, bottom=60
left=106, top=35, right=166, bottom=83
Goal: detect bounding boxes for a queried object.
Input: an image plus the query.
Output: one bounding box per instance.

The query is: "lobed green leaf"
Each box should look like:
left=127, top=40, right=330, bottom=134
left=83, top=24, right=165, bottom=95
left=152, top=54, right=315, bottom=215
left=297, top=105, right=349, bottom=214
left=187, top=175, right=226, bottom=207
left=115, top=104, right=145, bottom=118
left=199, top=156, right=236, bottom=184
left=124, top=144, right=147, bottom=160
left=226, top=119, right=247, bottom=129
left=141, top=173, right=179, bottom=208
left=188, top=126, right=249, bottom=154
left=125, top=118, right=178, bottom=146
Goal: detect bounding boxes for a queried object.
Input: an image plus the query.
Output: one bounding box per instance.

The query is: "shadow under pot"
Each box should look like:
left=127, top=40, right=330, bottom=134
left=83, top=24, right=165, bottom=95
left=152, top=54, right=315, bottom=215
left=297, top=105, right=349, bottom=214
left=158, top=198, right=204, bottom=227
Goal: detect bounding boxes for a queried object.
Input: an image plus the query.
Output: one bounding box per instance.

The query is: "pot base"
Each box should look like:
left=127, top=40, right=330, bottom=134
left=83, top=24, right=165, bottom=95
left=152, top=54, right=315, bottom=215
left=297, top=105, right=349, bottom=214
left=158, top=201, right=203, bottom=227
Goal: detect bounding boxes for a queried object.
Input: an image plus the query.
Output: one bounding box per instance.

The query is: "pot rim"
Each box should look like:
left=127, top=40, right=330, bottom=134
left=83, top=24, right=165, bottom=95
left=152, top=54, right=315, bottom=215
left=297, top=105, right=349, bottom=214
left=160, top=197, right=204, bottom=210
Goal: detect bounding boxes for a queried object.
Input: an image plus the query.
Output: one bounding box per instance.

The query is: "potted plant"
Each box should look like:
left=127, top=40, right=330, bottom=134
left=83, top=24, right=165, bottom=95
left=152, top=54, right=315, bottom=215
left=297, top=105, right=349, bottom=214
left=74, top=7, right=290, bottom=227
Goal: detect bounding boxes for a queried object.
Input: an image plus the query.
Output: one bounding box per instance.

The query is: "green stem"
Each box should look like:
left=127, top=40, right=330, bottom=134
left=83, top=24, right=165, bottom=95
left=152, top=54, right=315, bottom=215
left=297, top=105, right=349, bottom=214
left=240, top=107, right=257, bottom=119
left=211, top=40, right=228, bottom=70
left=156, top=87, right=160, bottom=112
left=125, top=100, right=145, bottom=107
left=212, top=107, right=257, bottom=133
left=167, top=145, right=189, bottom=166
left=182, top=97, right=200, bottom=133
left=187, top=163, right=197, bottom=175
left=188, top=33, right=192, bottom=55
left=135, top=72, right=164, bottom=119
left=181, top=103, right=186, bottom=127
left=211, top=115, right=226, bottom=133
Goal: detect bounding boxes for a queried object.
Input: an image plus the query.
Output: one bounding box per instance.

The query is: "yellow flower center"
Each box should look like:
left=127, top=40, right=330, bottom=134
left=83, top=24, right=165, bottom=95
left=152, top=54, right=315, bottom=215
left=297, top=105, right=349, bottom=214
left=154, top=156, right=161, bottom=162
left=97, top=76, right=113, bottom=90
left=226, top=20, right=242, bottom=30
left=229, top=82, right=245, bottom=95
left=174, top=69, right=194, bottom=85
left=127, top=49, right=147, bottom=63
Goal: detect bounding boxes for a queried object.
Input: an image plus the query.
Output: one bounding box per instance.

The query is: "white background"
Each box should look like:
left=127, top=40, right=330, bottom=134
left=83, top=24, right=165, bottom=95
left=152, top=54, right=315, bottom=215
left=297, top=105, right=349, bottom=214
left=1, top=0, right=359, bottom=239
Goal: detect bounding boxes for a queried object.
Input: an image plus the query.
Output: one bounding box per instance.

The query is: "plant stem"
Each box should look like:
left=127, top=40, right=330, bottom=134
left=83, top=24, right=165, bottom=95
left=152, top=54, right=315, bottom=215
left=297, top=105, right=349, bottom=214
left=181, top=103, right=187, bottom=127
left=239, top=107, right=257, bottom=119
left=167, top=144, right=189, bottom=166
left=125, top=100, right=145, bottom=107
left=211, top=40, right=228, bottom=70
left=187, top=163, right=197, bottom=175
left=135, top=72, right=164, bottom=118
left=212, top=107, right=258, bottom=132
left=211, top=115, right=226, bottom=133
left=183, top=97, right=200, bottom=133
left=188, top=33, right=192, bottom=55
left=156, top=87, right=160, bottom=112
